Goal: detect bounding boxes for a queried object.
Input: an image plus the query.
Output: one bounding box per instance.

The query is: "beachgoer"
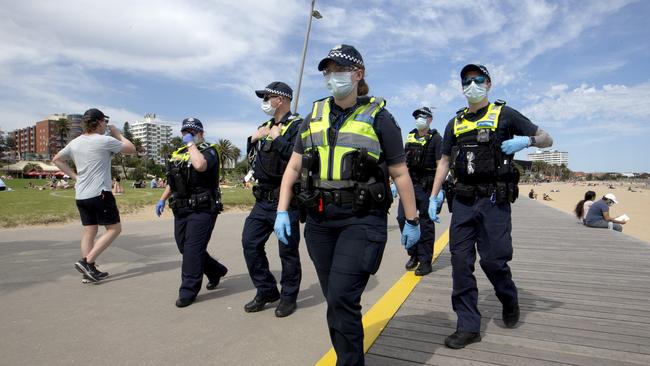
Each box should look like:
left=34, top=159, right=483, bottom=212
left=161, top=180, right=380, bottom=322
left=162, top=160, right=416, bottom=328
left=574, top=190, right=596, bottom=222
left=584, top=193, right=626, bottom=232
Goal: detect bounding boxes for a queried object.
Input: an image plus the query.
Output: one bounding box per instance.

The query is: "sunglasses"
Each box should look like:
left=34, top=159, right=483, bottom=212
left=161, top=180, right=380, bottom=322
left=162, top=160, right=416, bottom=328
left=461, top=75, right=488, bottom=86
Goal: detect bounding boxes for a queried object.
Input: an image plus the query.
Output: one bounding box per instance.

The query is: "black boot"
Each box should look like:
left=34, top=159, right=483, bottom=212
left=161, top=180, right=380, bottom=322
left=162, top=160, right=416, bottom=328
left=405, top=256, right=419, bottom=271
left=503, top=302, right=520, bottom=328
left=274, top=299, right=297, bottom=318
left=444, top=331, right=481, bottom=349
left=414, top=261, right=432, bottom=276
left=244, top=293, right=280, bottom=313
left=206, top=266, right=228, bottom=290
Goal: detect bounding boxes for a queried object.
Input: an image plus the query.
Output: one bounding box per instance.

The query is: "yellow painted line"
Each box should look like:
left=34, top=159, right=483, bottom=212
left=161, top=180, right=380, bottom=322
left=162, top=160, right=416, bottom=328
left=315, top=228, right=450, bottom=366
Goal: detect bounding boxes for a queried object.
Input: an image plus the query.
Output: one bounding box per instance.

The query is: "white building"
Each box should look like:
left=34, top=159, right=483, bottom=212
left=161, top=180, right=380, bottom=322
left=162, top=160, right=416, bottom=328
left=527, top=149, right=569, bottom=166
left=131, top=113, right=173, bottom=164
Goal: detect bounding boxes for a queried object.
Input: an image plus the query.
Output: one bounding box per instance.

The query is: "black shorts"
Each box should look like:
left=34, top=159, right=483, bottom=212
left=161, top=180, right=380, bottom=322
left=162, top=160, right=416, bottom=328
left=76, top=190, right=121, bottom=226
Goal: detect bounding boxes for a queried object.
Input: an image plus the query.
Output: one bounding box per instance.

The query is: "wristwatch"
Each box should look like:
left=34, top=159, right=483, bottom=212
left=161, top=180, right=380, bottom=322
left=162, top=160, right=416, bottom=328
left=406, top=217, right=420, bottom=226
left=529, top=136, right=536, bottom=147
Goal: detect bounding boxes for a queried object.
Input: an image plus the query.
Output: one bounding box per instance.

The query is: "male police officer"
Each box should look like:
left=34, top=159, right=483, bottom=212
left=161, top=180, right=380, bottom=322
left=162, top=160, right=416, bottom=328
left=396, top=107, right=442, bottom=276
left=428, top=64, right=552, bottom=348
left=155, top=118, right=227, bottom=308
left=242, top=82, right=303, bottom=317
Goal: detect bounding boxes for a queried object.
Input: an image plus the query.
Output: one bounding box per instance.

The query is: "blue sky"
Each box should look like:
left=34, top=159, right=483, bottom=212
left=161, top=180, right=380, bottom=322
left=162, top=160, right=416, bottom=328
left=1, top=0, right=649, bottom=172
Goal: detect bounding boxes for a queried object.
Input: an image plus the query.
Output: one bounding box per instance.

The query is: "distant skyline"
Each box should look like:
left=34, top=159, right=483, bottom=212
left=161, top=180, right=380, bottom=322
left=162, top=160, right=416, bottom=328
left=1, top=0, right=649, bottom=172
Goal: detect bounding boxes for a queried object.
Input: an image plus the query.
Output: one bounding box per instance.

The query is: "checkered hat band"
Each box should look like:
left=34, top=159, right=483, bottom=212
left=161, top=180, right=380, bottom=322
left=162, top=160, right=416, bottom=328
left=328, top=51, right=363, bottom=66
left=418, top=109, right=432, bottom=116
left=265, top=88, right=291, bottom=99
left=182, top=122, right=203, bottom=131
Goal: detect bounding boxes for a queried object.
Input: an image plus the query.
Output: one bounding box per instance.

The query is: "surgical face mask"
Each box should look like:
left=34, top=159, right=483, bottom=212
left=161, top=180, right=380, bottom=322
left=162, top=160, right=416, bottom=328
left=415, top=117, right=429, bottom=131
left=463, top=81, right=488, bottom=103
left=261, top=100, right=276, bottom=116
left=325, top=71, right=354, bottom=98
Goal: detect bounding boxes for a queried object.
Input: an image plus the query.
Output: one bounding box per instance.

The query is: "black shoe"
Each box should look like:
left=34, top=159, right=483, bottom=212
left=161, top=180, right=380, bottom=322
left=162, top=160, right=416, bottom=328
left=444, top=331, right=481, bottom=349
left=74, top=258, right=102, bottom=282
left=206, top=267, right=228, bottom=290
left=274, top=299, right=297, bottom=318
left=244, top=293, right=280, bottom=313
left=175, top=297, right=195, bottom=308
left=405, top=256, right=419, bottom=271
left=503, top=303, right=520, bottom=328
left=91, top=263, right=109, bottom=279
left=414, top=261, right=432, bottom=276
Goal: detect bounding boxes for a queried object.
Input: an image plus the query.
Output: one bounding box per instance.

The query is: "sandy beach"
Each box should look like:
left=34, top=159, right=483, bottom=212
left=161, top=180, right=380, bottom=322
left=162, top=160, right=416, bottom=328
left=520, top=181, right=650, bottom=243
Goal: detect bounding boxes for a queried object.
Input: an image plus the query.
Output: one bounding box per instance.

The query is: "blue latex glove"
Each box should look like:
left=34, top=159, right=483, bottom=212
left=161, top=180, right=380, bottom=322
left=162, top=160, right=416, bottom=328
left=182, top=132, right=194, bottom=145
left=501, top=136, right=530, bottom=155
left=428, top=195, right=442, bottom=223
left=401, top=222, right=421, bottom=249
left=390, top=183, right=397, bottom=198
left=274, top=211, right=291, bottom=245
left=155, top=199, right=165, bottom=217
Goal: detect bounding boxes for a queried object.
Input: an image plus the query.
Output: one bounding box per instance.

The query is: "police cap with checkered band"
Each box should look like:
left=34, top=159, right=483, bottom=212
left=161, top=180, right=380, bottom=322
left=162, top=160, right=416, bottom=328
left=255, top=81, right=293, bottom=100
left=181, top=117, right=204, bottom=133
left=318, top=44, right=364, bottom=71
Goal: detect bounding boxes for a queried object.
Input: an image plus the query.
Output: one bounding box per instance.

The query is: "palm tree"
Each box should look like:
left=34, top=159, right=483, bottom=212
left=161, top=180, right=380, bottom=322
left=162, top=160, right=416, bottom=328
left=54, top=118, right=70, bottom=150
left=215, top=138, right=241, bottom=180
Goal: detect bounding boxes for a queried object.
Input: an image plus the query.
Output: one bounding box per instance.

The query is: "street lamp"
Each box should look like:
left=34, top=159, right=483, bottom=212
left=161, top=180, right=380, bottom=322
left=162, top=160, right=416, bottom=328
left=292, top=0, right=322, bottom=114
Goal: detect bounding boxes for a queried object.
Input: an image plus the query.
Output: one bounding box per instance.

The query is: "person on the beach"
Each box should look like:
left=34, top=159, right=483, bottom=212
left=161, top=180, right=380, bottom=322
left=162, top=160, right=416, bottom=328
left=584, top=193, right=626, bottom=232
left=273, top=44, right=420, bottom=366
left=427, top=64, right=553, bottom=349
left=574, top=190, right=596, bottom=222
left=52, top=108, right=136, bottom=283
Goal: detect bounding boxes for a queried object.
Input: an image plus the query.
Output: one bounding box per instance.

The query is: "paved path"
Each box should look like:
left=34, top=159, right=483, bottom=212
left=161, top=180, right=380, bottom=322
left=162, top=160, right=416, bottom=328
left=367, top=199, right=650, bottom=366
left=0, top=207, right=449, bottom=365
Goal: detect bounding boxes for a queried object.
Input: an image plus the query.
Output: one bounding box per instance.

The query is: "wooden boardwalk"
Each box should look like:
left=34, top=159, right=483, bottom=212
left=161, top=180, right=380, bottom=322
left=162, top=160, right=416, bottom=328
left=367, top=199, right=650, bottom=366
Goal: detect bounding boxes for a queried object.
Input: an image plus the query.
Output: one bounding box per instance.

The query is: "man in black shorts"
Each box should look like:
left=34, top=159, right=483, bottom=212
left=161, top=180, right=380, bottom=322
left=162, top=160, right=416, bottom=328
left=53, top=108, right=136, bottom=282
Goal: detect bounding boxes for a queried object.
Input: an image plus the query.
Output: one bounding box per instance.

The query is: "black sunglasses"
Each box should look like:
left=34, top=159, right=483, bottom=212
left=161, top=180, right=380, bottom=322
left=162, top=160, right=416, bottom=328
left=462, top=75, right=488, bottom=86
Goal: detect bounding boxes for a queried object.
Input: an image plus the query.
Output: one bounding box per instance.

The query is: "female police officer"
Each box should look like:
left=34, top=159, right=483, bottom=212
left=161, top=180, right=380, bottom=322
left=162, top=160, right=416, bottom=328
left=428, top=64, right=553, bottom=348
left=155, top=118, right=227, bottom=308
left=273, top=44, right=420, bottom=366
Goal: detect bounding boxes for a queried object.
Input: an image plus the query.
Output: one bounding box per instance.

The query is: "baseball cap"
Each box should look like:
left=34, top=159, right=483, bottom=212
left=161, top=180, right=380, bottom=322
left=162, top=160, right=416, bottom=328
left=83, top=108, right=108, bottom=122
left=412, top=107, right=433, bottom=118
left=604, top=193, right=618, bottom=204
left=181, top=117, right=204, bottom=133
left=460, top=64, right=491, bottom=81
left=255, top=81, right=293, bottom=100
left=318, top=44, right=364, bottom=71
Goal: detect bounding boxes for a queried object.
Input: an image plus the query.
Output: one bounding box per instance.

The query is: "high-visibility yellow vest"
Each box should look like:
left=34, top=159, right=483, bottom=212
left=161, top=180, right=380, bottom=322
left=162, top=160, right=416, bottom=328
left=453, top=102, right=504, bottom=137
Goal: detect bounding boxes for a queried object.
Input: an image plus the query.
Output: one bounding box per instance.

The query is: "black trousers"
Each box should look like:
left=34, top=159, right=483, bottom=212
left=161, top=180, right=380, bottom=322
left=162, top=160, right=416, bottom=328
left=449, top=196, right=518, bottom=332
left=397, top=183, right=435, bottom=262
left=242, top=200, right=302, bottom=300
left=174, top=210, right=227, bottom=301
left=305, top=212, right=387, bottom=366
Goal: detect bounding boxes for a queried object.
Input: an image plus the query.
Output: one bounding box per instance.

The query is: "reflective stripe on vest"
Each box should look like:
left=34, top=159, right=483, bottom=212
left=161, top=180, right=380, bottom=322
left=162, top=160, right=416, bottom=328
left=453, top=103, right=503, bottom=136
left=170, top=143, right=221, bottom=167
left=262, top=115, right=300, bottom=142
left=406, top=131, right=430, bottom=146
left=301, top=97, right=385, bottom=182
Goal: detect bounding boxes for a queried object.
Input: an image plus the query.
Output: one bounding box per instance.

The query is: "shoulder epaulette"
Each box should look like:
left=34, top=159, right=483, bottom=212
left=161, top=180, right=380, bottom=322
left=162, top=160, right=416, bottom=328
left=494, top=99, right=506, bottom=106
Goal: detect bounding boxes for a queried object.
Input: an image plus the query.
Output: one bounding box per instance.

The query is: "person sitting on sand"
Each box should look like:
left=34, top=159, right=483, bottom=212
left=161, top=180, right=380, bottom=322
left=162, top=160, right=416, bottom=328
left=528, top=189, right=537, bottom=200
left=584, top=193, right=626, bottom=232
left=543, top=193, right=553, bottom=201
left=574, top=190, right=596, bottom=223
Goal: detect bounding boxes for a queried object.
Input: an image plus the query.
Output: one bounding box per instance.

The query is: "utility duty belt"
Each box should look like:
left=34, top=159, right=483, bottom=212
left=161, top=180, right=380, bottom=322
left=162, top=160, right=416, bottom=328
left=296, top=182, right=389, bottom=222
left=169, top=191, right=223, bottom=213
left=252, top=186, right=280, bottom=202
left=454, top=182, right=518, bottom=204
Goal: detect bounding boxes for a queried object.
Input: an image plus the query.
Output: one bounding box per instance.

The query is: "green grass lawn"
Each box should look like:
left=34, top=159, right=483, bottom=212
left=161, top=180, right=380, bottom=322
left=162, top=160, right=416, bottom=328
left=0, top=179, right=255, bottom=228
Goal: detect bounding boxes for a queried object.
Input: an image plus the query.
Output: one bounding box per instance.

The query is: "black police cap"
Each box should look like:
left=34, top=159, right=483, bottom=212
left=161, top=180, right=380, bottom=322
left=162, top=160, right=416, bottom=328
left=318, top=44, right=364, bottom=71
left=460, top=64, right=491, bottom=81
left=412, top=107, right=433, bottom=118
left=255, top=81, right=293, bottom=100
left=181, top=117, right=204, bottom=133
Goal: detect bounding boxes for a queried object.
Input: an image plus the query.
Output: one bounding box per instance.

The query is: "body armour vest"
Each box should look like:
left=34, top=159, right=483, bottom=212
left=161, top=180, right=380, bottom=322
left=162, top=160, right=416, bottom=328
left=252, top=114, right=301, bottom=184
left=166, top=142, right=221, bottom=198
left=300, top=97, right=387, bottom=190
left=405, top=129, right=438, bottom=177
left=451, top=101, right=515, bottom=185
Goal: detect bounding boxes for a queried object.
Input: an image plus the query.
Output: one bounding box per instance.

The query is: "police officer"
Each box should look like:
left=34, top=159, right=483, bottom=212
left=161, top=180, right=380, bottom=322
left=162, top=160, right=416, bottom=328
left=396, top=106, right=443, bottom=276
left=274, top=44, right=420, bottom=366
left=242, top=82, right=303, bottom=317
left=155, top=118, right=227, bottom=308
left=428, top=64, right=553, bottom=348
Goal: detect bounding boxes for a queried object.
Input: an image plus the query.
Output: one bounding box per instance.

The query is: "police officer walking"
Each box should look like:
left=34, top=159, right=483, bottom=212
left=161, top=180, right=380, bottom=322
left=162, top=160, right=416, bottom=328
left=274, top=44, right=420, bottom=366
left=396, top=106, right=443, bottom=276
left=242, top=82, right=303, bottom=317
left=428, top=64, right=553, bottom=348
left=155, top=118, right=227, bottom=308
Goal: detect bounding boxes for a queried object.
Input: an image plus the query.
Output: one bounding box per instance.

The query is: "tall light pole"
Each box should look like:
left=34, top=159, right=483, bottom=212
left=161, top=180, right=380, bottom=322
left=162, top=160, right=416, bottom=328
left=292, top=0, right=322, bottom=114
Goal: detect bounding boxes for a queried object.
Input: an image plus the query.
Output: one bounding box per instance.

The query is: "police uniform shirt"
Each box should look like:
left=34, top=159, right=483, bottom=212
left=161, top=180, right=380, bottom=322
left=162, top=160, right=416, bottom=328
left=247, top=111, right=302, bottom=186
left=175, top=144, right=220, bottom=197
left=408, top=128, right=443, bottom=170
left=441, top=104, right=538, bottom=157
left=293, top=96, right=406, bottom=166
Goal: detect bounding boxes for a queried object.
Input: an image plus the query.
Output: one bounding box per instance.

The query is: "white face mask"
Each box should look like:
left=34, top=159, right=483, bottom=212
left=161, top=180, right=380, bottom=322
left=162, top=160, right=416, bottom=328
left=325, top=71, right=355, bottom=98
left=415, top=117, right=429, bottom=131
left=463, top=81, right=488, bottom=103
left=260, top=99, right=276, bottom=116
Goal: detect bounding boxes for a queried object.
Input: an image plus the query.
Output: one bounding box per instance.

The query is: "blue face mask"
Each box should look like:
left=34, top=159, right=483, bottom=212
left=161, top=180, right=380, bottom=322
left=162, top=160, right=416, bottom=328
left=415, top=117, right=429, bottom=131
left=325, top=71, right=354, bottom=98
